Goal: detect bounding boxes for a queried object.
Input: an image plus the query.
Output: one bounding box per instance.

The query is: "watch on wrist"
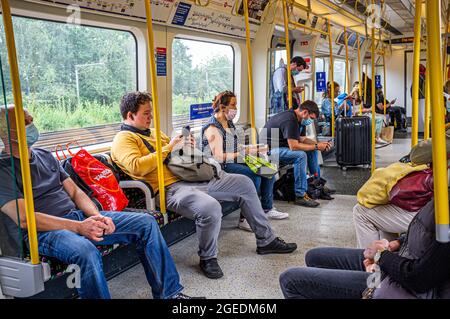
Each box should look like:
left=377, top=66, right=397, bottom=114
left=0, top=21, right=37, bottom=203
left=314, top=143, right=318, bottom=150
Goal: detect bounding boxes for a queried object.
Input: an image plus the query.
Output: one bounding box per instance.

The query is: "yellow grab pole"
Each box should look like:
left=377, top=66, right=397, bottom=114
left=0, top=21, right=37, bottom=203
left=364, top=65, right=368, bottom=105
left=144, top=0, right=166, bottom=215
left=371, top=27, right=376, bottom=174
left=328, top=19, right=335, bottom=137
left=344, top=27, right=350, bottom=94
left=426, top=0, right=449, bottom=243
left=380, top=32, right=387, bottom=116
left=424, top=46, right=430, bottom=140
left=282, top=0, right=293, bottom=110
left=1, top=0, right=39, bottom=264
left=243, top=0, right=256, bottom=144
left=357, top=35, right=363, bottom=114
left=411, top=0, right=422, bottom=147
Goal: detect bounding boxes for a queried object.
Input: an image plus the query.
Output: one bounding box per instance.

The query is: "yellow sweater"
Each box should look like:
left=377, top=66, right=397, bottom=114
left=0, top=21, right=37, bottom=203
left=111, top=129, right=180, bottom=193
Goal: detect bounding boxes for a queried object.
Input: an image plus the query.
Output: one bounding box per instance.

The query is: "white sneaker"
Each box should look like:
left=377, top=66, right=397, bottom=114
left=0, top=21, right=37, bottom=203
left=238, top=218, right=253, bottom=232
left=266, top=207, right=289, bottom=220
left=375, top=137, right=390, bottom=145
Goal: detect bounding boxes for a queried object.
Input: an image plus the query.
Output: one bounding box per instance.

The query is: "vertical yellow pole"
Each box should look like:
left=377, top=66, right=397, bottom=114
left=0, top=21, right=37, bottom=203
left=344, top=27, right=350, bottom=93
left=380, top=32, right=387, bottom=116
left=0, top=0, right=39, bottom=264
left=424, top=46, right=430, bottom=140
left=243, top=0, right=256, bottom=144
left=282, top=0, right=292, bottom=110
left=364, top=65, right=368, bottom=105
left=328, top=19, right=335, bottom=137
left=426, top=0, right=449, bottom=243
left=357, top=35, right=363, bottom=114
left=144, top=0, right=166, bottom=215
left=371, top=27, right=376, bottom=174
left=411, top=0, right=422, bottom=147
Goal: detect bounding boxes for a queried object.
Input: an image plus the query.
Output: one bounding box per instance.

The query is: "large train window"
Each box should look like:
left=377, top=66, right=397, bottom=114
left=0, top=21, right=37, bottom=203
left=0, top=16, right=137, bottom=148
left=171, top=38, right=234, bottom=130
left=314, top=57, right=347, bottom=105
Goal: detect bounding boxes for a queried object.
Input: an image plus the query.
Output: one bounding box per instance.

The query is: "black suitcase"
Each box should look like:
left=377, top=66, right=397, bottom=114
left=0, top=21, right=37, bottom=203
left=335, top=116, right=372, bottom=169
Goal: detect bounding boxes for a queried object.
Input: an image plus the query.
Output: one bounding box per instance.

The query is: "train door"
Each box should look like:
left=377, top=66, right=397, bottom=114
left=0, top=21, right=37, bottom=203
left=267, top=48, right=287, bottom=120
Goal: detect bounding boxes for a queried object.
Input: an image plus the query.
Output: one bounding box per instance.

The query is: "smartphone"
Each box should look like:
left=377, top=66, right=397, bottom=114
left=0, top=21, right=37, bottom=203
left=182, top=125, right=191, bottom=137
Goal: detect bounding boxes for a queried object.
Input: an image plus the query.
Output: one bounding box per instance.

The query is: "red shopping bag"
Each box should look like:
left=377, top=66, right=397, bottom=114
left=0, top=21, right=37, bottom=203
left=65, top=143, right=128, bottom=211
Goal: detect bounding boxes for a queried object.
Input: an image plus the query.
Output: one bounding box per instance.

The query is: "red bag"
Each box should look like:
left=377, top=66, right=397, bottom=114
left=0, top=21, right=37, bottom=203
left=61, top=143, right=129, bottom=211
left=389, top=168, right=434, bottom=212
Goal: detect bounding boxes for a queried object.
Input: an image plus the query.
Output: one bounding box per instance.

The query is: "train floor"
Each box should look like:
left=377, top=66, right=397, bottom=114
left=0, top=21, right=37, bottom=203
left=107, top=137, right=412, bottom=299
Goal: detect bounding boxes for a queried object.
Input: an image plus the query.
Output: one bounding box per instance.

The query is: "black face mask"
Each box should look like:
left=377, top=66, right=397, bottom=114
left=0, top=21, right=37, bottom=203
left=120, top=123, right=151, bottom=137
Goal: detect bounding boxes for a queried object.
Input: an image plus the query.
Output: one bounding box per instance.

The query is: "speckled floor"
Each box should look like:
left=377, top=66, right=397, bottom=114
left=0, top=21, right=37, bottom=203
left=107, top=137, right=413, bottom=299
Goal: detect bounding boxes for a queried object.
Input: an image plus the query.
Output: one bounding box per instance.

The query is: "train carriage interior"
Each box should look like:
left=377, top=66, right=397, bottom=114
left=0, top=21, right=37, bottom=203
left=0, top=0, right=449, bottom=301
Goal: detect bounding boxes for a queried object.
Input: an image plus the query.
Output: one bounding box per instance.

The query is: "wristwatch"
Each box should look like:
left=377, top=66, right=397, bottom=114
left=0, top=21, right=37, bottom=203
left=374, top=248, right=387, bottom=264
left=314, top=143, right=318, bottom=150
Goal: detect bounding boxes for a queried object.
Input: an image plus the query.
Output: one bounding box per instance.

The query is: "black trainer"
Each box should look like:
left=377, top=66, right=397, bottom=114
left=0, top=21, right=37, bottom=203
left=199, top=258, right=224, bottom=279
left=323, top=186, right=336, bottom=195
left=256, top=237, right=297, bottom=255
left=171, top=292, right=206, bottom=299
left=294, top=194, right=320, bottom=207
left=319, top=189, right=334, bottom=200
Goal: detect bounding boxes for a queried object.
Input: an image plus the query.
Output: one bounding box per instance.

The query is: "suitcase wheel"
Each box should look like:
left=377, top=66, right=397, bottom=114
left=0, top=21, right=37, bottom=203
left=340, top=166, right=347, bottom=171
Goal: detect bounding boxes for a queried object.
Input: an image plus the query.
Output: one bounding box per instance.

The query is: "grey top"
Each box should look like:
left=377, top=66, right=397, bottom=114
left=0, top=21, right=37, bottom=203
left=0, top=148, right=76, bottom=218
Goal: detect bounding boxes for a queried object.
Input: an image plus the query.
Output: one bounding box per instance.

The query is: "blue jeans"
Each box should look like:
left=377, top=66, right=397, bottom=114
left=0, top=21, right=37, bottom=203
left=30, top=210, right=183, bottom=299
left=270, top=91, right=287, bottom=115
left=270, top=147, right=307, bottom=197
left=306, top=150, right=321, bottom=178
left=223, top=163, right=274, bottom=210
left=279, top=247, right=370, bottom=299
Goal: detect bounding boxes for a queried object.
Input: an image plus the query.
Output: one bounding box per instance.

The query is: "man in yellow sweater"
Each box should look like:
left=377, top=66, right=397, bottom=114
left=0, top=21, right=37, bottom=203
left=111, top=92, right=297, bottom=279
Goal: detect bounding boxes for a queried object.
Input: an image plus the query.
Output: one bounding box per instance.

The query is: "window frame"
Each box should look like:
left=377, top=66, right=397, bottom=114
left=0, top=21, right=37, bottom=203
left=170, top=36, right=236, bottom=131
left=0, top=13, right=139, bottom=150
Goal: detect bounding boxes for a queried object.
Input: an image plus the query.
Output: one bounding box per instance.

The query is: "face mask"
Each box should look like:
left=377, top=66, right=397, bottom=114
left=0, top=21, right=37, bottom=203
left=226, top=109, right=237, bottom=121
left=26, top=123, right=40, bottom=147
left=291, top=69, right=300, bottom=76
left=301, top=118, right=313, bottom=126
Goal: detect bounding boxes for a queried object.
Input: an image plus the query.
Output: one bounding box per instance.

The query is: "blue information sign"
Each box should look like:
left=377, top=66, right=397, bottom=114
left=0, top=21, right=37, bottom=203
left=172, top=2, right=192, bottom=26
left=156, top=48, right=166, bottom=76
left=375, top=75, right=382, bottom=88
left=190, top=103, right=213, bottom=120
left=316, top=72, right=326, bottom=92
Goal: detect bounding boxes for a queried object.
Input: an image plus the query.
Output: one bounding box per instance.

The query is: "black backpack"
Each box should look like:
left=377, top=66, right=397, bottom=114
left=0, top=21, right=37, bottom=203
left=273, top=168, right=296, bottom=202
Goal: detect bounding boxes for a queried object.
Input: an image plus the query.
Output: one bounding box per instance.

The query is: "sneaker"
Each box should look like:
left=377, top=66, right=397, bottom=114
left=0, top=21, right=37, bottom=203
left=266, top=207, right=289, bottom=220
left=294, top=194, right=320, bottom=207
left=323, top=185, right=336, bottom=194
left=238, top=218, right=253, bottom=232
left=171, top=292, right=206, bottom=299
left=376, top=137, right=390, bottom=145
left=199, top=258, right=224, bottom=279
left=319, top=189, right=334, bottom=200
left=256, top=237, right=297, bottom=255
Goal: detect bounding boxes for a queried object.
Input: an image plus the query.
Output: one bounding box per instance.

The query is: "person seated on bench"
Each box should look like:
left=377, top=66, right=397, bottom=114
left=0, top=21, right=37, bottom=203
left=0, top=106, right=199, bottom=299
left=260, top=100, right=332, bottom=208
left=202, top=90, right=289, bottom=233
left=320, top=81, right=340, bottom=125
left=111, top=92, right=297, bottom=280
left=374, top=86, right=405, bottom=133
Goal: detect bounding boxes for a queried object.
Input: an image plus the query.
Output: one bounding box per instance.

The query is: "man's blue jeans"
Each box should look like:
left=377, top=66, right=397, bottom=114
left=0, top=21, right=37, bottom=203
left=270, top=147, right=307, bottom=197
left=31, top=210, right=183, bottom=299
left=279, top=247, right=370, bottom=299
left=306, top=150, right=321, bottom=178
left=223, top=163, right=275, bottom=211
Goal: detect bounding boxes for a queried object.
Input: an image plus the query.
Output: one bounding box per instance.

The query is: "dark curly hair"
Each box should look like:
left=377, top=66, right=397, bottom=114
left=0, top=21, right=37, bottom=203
left=120, top=91, right=152, bottom=120
left=212, top=90, right=236, bottom=113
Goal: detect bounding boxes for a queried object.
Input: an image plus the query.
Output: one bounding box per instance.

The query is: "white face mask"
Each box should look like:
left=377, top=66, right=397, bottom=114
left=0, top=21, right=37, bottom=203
left=226, top=109, right=237, bottom=121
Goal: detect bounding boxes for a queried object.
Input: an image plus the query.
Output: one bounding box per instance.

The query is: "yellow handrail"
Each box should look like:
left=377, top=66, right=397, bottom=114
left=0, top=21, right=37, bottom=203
left=411, top=0, right=422, bottom=147
left=0, top=0, right=39, bottom=264
left=424, top=44, right=430, bottom=140
left=371, top=27, right=376, bottom=174
left=243, top=0, right=256, bottom=145
left=282, top=0, right=293, bottom=110
left=357, top=35, right=363, bottom=114
left=344, top=27, right=350, bottom=95
left=380, top=32, right=386, bottom=116
left=144, top=0, right=166, bottom=216
left=426, top=0, right=449, bottom=243
left=327, top=19, right=335, bottom=138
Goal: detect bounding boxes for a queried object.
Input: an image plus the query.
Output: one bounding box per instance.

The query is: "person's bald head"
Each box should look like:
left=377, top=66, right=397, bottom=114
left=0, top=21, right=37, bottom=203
left=0, top=105, right=32, bottom=153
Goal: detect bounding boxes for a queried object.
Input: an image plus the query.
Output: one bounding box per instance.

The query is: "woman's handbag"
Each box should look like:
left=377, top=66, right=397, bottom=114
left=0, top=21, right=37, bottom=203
left=244, top=154, right=278, bottom=179
left=389, top=168, right=434, bottom=212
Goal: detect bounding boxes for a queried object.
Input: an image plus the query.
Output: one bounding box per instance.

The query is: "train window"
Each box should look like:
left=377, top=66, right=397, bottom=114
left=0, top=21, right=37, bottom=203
left=0, top=16, right=137, bottom=141
left=172, top=38, right=234, bottom=130
left=314, top=57, right=347, bottom=105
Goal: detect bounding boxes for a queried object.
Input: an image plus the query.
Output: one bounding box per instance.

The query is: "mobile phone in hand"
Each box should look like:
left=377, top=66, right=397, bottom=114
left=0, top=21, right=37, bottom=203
left=182, top=125, right=191, bottom=137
